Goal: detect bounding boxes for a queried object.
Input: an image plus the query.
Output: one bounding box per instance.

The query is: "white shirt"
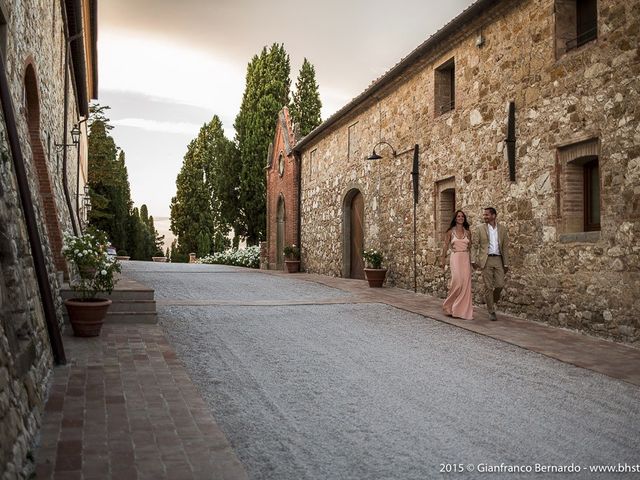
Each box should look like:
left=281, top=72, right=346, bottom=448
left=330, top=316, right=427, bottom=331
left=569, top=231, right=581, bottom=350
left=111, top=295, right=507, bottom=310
left=488, top=224, right=500, bottom=255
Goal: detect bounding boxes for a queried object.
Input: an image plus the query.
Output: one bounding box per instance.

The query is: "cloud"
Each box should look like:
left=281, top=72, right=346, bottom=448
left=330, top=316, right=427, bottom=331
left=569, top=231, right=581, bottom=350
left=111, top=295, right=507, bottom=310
left=99, top=29, right=245, bottom=113
left=112, top=117, right=202, bottom=135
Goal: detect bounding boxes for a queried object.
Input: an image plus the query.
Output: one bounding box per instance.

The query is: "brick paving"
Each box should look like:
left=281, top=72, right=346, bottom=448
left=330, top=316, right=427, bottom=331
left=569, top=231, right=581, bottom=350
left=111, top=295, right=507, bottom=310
left=35, top=325, right=247, bottom=480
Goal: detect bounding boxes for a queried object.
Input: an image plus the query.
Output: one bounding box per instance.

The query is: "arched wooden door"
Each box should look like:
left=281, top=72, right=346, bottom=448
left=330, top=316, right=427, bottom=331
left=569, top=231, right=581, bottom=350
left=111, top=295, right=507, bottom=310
left=349, top=191, right=365, bottom=279
left=276, top=196, right=285, bottom=269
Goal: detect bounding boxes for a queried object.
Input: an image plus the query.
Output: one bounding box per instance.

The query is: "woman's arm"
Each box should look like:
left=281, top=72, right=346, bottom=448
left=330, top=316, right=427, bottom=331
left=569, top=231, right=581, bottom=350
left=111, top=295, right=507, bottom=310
left=440, top=230, right=451, bottom=268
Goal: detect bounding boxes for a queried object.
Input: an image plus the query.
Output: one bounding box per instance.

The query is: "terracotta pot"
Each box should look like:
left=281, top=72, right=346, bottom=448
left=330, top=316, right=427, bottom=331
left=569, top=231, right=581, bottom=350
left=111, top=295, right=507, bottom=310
left=152, top=256, right=167, bottom=262
left=64, top=298, right=112, bottom=337
left=364, top=268, right=387, bottom=288
left=284, top=260, right=300, bottom=273
left=115, top=256, right=130, bottom=261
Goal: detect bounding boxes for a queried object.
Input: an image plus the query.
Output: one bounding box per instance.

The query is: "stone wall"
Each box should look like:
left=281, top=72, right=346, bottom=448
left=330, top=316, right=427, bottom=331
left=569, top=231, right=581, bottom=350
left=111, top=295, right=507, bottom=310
left=1, top=0, right=90, bottom=477
left=298, top=0, right=640, bottom=344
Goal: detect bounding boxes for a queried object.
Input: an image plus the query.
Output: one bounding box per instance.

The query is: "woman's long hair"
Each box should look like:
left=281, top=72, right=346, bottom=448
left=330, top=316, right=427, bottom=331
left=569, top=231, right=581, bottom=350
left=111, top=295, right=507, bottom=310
left=448, top=210, right=470, bottom=231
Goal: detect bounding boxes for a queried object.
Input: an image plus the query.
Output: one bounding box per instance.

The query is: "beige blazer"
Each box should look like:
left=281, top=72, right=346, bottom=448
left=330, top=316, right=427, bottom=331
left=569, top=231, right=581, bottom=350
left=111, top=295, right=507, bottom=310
left=471, top=222, right=510, bottom=269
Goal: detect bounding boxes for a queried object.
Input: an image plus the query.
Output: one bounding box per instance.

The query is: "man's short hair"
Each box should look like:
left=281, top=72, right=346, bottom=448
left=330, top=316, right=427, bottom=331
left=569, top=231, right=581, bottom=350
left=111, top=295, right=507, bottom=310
left=484, top=207, right=497, bottom=216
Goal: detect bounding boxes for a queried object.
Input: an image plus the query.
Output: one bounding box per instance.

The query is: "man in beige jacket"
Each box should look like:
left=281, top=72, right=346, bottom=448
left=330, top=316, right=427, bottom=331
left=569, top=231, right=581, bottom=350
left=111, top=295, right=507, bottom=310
left=471, top=207, right=509, bottom=321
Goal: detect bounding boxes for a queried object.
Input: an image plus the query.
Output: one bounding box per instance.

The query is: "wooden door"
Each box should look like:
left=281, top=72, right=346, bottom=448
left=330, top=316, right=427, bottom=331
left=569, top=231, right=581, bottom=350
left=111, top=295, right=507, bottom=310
left=350, top=192, right=364, bottom=279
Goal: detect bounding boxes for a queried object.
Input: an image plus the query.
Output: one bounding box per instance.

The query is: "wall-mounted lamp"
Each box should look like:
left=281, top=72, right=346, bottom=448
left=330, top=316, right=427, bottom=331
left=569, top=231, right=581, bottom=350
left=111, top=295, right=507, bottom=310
left=367, top=141, right=397, bottom=161
left=366, top=141, right=421, bottom=292
left=55, top=123, right=81, bottom=152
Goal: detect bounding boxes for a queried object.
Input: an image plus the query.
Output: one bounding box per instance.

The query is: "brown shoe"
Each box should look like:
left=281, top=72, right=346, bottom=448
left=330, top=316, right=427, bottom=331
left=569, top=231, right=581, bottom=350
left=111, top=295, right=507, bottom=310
left=489, top=312, right=497, bottom=321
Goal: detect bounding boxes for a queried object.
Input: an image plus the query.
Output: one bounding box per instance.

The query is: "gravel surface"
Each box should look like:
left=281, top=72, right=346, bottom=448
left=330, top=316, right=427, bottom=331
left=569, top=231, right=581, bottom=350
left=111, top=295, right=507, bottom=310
left=124, top=262, right=640, bottom=480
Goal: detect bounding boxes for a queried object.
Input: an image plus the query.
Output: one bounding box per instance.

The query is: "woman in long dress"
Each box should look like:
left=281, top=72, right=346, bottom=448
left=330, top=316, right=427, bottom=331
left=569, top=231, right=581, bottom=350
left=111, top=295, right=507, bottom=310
left=440, top=210, right=474, bottom=320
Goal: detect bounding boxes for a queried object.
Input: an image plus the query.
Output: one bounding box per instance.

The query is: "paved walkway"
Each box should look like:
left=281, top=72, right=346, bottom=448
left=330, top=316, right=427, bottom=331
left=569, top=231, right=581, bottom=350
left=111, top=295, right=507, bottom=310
left=36, top=265, right=640, bottom=479
left=35, top=324, right=247, bottom=480
left=262, top=271, right=640, bottom=386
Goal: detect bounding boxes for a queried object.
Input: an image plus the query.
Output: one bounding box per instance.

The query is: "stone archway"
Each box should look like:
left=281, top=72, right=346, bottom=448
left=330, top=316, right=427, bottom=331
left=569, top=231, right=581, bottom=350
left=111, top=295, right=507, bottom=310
left=24, top=64, right=66, bottom=274
left=342, top=188, right=365, bottom=279
left=276, top=195, right=285, bottom=270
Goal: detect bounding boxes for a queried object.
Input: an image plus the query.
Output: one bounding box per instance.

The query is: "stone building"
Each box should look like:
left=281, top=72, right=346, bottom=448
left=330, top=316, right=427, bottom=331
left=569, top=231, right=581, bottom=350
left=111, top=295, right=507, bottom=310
left=265, top=107, right=300, bottom=270
left=0, top=0, right=97, bottom=477
left=269, top=0, right=640, bottom=344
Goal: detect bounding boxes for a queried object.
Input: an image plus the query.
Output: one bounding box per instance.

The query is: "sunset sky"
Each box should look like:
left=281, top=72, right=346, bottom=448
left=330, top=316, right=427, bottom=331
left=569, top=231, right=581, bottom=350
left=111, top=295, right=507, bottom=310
left=98, top=0, right=476, bottom=245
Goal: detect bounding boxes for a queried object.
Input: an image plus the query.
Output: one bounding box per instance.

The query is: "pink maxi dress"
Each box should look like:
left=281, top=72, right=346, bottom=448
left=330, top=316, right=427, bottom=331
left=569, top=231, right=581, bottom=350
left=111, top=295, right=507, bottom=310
left=442, top=231, right=473, bottom=320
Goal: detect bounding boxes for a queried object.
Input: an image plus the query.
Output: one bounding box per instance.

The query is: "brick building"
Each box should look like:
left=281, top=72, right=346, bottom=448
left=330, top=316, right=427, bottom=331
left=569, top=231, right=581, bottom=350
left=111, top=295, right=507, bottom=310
left=0, top=0, right=98, bottom=477
left=265, top=107, right=300, bottom=270
left=268, top=0, right=640, bottom=343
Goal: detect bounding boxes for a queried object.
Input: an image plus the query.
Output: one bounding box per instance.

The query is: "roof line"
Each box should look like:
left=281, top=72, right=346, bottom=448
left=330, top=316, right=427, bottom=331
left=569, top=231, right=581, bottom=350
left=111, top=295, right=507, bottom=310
left=293, top=0, right=503, bottom=152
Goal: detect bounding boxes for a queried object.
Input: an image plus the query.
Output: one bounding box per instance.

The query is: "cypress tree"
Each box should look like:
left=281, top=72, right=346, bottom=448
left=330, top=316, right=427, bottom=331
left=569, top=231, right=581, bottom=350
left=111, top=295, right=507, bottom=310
left=290, top=58, right=322, bottom=137
left=234, top=43, right=291, bottom=244
left=170, top=139, right=215, bottom=256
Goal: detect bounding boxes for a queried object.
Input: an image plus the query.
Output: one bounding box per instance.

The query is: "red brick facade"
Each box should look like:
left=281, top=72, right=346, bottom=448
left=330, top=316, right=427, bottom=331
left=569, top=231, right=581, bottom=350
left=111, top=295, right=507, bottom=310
left=266, top=108, right=299, bottom=270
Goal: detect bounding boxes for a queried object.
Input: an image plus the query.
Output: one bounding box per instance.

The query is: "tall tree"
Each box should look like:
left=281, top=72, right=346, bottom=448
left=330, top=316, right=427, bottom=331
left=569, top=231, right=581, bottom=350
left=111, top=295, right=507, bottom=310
left=201, top=116, right=236, bottom=252
left=290, top=58, right=322, bottom=137
left=234, top=43, right=291, bottom=244
left=170, top=139, right=215, bottom=257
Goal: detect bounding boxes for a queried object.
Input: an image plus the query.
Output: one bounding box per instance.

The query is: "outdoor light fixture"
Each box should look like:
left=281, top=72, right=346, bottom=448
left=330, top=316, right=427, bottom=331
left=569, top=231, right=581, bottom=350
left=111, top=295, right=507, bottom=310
left=367, top=141, right=397, bottom=161
left=366, top=141, right=421, bottom=292
left=55, top=123, right=81, bottom=152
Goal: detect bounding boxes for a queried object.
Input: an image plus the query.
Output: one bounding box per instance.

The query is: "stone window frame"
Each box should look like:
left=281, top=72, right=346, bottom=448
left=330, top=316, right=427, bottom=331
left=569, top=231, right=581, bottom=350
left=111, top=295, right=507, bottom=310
left=554, top=0, right=598, bottom=59
left=309, top=148, right=317, bottom=175
left=434, top=58, right=455, bottom=117
left=434, top=176, right=456, bottom=240
left=556, top=137, right=601, bottom=242
left=347, top=122, right=359, bottom=160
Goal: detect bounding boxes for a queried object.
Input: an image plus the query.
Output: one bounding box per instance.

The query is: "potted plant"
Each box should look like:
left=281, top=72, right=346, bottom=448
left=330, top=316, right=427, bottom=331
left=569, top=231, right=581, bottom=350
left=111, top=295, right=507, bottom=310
left=283, top=244, right=301, bottom=273
left=362, top=248, right=387, bottom=287
left=116, top=249, right=130, bottom=261
left=61, top=229, right=121, bottom=337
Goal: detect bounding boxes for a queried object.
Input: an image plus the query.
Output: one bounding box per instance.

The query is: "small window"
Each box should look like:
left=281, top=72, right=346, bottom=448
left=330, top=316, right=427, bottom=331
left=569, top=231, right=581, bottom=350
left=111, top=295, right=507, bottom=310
left=558, top=139, right=600, bottom=234
left=348, top=122, right=358, bottom=159
left=583, top=158, right=600, bottom=231
left=555, top=0, right=597, bottom=56
left=278, top=153, right=284, bottom=176
left=435, top=58, right=455, bottom=116
left=435, top=177, right=456, bottom=238
left=309, top=148, right=317, bottom=174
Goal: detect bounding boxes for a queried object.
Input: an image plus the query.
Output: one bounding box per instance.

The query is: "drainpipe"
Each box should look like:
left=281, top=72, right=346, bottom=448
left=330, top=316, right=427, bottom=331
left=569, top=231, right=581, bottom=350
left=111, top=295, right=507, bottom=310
left=0, top=52, right=66, bottom=365
left=61, top=34, right=81, bottom=236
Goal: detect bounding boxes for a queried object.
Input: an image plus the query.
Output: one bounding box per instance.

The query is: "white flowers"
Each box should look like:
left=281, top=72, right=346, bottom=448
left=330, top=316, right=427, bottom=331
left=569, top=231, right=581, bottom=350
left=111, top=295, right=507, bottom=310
left=101, top=270, right=107, bottom=275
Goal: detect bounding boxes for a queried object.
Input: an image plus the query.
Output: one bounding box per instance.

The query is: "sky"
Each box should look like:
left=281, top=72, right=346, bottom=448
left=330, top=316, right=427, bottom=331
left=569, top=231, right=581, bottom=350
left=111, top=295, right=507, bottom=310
left=98, top=0, right=476, bottom=247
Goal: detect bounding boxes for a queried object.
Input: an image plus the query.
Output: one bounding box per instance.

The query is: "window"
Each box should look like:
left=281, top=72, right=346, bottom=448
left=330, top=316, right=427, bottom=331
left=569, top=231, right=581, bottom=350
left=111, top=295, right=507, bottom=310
left=435, top=177, right=456, bottom=238
left=435, top=58, right=455, bottom=116
left=558, top=139, right=600, bottom=235
left=348, top=122, right=358, bottom=159
left=309, top=148, right=317, bottom=174
left=583, top=158, right=600, bottom=231
left=555, top=0, right=597, bottom=56
left=278, top=152, right=284, bottom=176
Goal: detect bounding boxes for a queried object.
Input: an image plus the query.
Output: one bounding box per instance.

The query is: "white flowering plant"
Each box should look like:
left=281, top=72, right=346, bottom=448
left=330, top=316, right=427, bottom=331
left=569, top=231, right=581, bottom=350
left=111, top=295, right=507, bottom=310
left=362, top=248, right=384, bottom=269
left=197, top=246, right=260, bottom=269
left=62, top=229, right=121, bottom=300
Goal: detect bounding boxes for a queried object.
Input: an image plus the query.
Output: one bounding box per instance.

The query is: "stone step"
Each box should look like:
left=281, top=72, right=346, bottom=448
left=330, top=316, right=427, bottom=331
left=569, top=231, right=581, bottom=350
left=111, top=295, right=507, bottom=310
left=107, top=300, right=156, bottom=313
left=61, top=289, right=155, bottom=302
left=105, top=311, right=158, bottom=324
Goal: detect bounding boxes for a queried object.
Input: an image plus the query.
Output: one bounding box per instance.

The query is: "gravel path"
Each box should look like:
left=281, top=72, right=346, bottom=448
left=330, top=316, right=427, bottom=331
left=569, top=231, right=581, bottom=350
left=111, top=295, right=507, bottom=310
left=124, top=262, right=640, bottom=479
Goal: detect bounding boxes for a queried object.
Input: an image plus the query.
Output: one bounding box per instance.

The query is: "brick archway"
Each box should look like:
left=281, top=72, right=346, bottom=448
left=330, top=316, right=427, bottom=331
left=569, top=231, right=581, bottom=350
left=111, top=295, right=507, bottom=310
left=24, top=63, right=67, bottom=274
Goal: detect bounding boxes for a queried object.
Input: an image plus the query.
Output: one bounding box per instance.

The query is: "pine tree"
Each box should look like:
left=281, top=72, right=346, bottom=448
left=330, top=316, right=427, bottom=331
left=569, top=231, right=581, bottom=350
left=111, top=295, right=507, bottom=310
left=290, top=58, right=322, bottom=137
left=234, top=43, right=291, bottom=244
